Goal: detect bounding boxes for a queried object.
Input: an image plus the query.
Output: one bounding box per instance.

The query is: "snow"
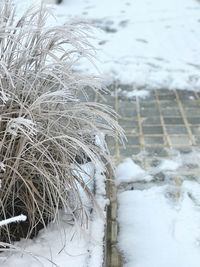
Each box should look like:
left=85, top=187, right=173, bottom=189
left=86, top=162, right=108, bottom=267
left=1, top=2, right=109, bottom=266
left=95, top=133, right=106, bottom=151
left=113, top=87, right=150, bottom=100
left=158, top=158, right=182, bottom=172
left=115, top=158, right=152, bottom=185
left=158, top=150, right=200, bottom=173
left=117, top=151, right=200, bottom=267
left=14, top=0, right=200, bottom=90
left=0, top=162, right=107, bottom=267
left=122, top=90, right=150, bottom=100
left=1, top=219, right=91, bottom=267
left=0, top=215, right=27, bottom=227
left=52, top=0, right=200, bottom=90
left=72, top=161, right=95, bottom=191
left=118, top=182, right=200, bottom=267
left=5, top=0, right=200, bottom=266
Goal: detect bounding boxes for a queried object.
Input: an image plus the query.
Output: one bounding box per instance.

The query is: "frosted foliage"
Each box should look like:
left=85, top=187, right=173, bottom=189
left=0, top=0, right=123, bottom=244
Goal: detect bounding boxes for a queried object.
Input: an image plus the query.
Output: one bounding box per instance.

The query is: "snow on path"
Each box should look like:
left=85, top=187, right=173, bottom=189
left=118, top=182, right=200, bottom=267
left=116, top=154, right=200, bottom=267
left=15, top=0, right=200, bottom=90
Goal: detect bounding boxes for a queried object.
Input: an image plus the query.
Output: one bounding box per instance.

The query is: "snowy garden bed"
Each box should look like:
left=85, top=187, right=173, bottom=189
left=0, top=1, right=122, bottom=266
left=0, top=161, right=108, bottom=267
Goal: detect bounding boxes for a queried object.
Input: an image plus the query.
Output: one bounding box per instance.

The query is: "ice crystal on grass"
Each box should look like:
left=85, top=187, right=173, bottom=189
left=0, top=90, right=9, bottom=105
left=7, top=117, right=37, bottom=139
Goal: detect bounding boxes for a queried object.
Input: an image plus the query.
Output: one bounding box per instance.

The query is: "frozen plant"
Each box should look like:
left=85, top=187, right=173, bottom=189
left=0, top=0, right=123, bottom=243
left=0, top=215, right=27, bottom=227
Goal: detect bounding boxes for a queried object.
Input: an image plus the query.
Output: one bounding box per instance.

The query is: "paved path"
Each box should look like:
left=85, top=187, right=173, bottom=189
left=103, top=84, right=200, bottom=266
left=106, top=84, right=200, bottom=164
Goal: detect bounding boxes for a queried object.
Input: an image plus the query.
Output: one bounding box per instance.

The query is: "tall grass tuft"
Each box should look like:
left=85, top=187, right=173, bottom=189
left=0, top=1, right=123, bottom=243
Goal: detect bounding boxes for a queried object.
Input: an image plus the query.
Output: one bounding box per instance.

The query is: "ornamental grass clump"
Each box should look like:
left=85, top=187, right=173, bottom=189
left=0, top=1, right=123, bottom=243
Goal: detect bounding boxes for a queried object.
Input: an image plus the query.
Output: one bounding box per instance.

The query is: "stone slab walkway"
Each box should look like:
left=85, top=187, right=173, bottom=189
left=106, top=84, right=200, bottom=166
left=103, top=84, right=200, bottom=267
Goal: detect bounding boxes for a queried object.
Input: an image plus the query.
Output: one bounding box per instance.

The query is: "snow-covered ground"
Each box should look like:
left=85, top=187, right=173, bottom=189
left=1, top=220, right=92, bottom=267
left=118, top=182, right=200, bottom=267
left=7, top=0, right=200, bottom=266
left=67, top=0, right=200, bottom=90
left=116, top=152, right=200, bottom=267
left=0, top=162, right=107, bottom=267
left=16, top=0, right=200, bottom=90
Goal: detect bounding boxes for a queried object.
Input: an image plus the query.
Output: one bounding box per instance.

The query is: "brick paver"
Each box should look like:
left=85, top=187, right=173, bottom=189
left=103, top=83, right=200, bottom=267
left=104, top=83, right=200, bottom=168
